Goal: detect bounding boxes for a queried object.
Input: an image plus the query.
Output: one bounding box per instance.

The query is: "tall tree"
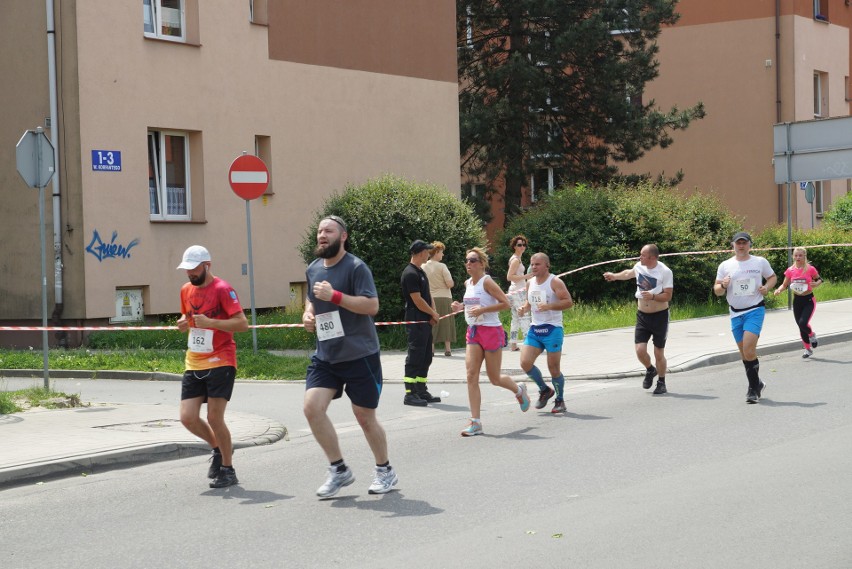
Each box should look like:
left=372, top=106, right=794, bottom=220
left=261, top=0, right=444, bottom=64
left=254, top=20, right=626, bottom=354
left=458, top=0, right=705, bottom=225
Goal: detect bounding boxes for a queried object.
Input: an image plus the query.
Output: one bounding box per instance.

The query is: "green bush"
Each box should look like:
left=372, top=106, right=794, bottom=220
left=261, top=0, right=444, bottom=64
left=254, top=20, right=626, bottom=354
left=754, top=224, right=852, bottom=283
left=298, top=175, right=487, bottom=323
left=822, top=191, right=852, bottom=231
left=494, top=182, right=741, bottom=304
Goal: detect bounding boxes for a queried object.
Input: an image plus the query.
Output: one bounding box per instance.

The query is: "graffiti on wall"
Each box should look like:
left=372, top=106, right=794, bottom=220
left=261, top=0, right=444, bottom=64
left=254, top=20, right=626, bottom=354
left=85, top=230, right=140, bottom=262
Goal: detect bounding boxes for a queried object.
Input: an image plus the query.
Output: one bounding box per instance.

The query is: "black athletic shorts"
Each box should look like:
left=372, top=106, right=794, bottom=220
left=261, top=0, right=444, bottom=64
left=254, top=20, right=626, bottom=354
left=305, top=352, right=383, bottom=409
left=635, top=309, right=669, bottom=349
left=181, top=366, right=236, bottom=401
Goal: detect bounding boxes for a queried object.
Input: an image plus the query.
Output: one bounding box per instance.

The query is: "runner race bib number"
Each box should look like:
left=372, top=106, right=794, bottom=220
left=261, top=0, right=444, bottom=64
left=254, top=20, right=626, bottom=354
left=464, top=297, right=482, bottom=324
left=316, top=311, right=344, bottom=341
left=790, top=281, right=808, bottom=294
left=732, top=278, right=756, bottom=297
left=188, top=327, right=213, bottom=353
left=529, top=291, right=544, bottom=309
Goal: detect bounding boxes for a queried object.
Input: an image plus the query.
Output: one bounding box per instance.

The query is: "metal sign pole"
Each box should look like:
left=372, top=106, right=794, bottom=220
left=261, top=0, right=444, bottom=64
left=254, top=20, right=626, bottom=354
left=784, top=124, right=793, bottom=311
left=39, top=185, right=49, bottom=389
left=245, top=199, right=258, bottom=354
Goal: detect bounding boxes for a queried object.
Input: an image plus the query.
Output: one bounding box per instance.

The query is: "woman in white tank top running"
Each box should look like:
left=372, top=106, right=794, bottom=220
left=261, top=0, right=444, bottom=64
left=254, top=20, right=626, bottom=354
left=451, top=247, right=531, bottom=437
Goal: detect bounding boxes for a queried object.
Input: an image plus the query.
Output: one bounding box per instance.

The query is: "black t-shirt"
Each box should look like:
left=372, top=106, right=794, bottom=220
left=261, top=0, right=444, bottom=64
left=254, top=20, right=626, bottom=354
left=401, top=263, right=432, bottom=321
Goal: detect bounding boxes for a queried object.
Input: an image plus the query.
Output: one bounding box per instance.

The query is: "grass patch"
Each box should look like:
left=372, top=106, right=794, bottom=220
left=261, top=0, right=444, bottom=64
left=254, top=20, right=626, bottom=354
left=0, top=386, right=83, bottom=414
left=2, top=281, right=848, bottom=383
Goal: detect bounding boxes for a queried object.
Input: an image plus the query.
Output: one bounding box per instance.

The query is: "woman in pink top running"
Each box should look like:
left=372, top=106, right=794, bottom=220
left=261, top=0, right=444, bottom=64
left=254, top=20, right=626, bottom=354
left=774, top=247, right=823, bottom=358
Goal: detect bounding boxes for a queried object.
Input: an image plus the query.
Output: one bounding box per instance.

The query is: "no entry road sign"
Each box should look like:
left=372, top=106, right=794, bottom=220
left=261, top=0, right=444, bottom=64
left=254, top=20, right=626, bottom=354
left=229, top=154, right=269, bottom=200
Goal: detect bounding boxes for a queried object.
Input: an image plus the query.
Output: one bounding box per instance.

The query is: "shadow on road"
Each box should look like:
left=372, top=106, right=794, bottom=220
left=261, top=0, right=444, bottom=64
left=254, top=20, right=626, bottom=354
left=202, top=485, right=294, bottom=505
left=328, top=491, right=443, bottom=518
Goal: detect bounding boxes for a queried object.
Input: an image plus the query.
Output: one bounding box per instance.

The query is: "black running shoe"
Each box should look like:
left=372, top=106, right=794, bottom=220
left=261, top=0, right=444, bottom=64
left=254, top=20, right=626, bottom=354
left=652, top=380, right=667, bottom=395
left=207, top=451, right=222, bottom=479
left=756, top=380, right=766, bottom=399
left=643, top=366, right=657, bottom=389
left=209, top=467, right=238, bottom=488
left=535, top=387, right=556, bottom=410
left=746, top=388, right=758, bottom=404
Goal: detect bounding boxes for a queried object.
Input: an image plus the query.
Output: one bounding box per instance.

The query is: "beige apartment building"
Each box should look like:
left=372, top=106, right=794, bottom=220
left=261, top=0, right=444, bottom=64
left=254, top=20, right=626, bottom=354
left=623, top=0, right=851, bottom=231
left=0, top=0, right=459, bottom=347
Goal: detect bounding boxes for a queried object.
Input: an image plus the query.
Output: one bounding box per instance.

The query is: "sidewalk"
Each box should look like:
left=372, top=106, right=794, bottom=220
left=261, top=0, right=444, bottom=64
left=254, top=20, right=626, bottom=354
left=2, top=299, right=851, bottom=489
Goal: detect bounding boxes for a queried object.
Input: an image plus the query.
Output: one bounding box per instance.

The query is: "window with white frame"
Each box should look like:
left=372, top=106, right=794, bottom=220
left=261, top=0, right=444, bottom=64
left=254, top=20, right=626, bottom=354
left=814, top=71, right=827, bottom=117
left=148, top=131, right=190, bottom=220
left=144, top=0, right=185, bottom=41
left=530, top=167, right=566, bottom=202
left=814, top=180, right=825, bottom=215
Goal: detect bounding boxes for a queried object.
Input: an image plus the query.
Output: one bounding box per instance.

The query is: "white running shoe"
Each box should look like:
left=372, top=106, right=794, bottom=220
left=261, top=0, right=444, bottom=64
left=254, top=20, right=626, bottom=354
left=802, top=348, right=813, bottom=359
left=316, top=466, right=354, bottom=498
left=368, top=466, right=398, bottom=494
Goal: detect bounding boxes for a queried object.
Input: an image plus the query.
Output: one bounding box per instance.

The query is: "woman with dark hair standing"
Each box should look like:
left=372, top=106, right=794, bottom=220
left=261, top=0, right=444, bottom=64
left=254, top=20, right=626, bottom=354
left=506, top=234, right=531, bottom=351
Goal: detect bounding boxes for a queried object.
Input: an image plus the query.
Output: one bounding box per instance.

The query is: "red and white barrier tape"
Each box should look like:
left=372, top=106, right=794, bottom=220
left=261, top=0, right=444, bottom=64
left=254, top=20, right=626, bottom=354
left=5, top=243, right=849, bottom=332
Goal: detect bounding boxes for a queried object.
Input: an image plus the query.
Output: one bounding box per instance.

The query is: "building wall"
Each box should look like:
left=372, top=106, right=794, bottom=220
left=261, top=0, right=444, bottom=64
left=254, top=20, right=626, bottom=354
left=0, top=0, right=460, bottom=336
left=623, top=1, right=851, bottom=233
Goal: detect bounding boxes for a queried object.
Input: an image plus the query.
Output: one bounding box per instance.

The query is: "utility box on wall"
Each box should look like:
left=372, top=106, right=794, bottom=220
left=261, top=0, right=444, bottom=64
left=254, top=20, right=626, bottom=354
left=288, top=282, right=306, bottom=312
left=111, top=288, right=144, bottom=323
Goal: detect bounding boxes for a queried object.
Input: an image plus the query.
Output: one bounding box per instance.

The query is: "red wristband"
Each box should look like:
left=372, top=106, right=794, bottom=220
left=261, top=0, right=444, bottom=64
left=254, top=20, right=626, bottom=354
left=331, top=290, right=343, bottom=305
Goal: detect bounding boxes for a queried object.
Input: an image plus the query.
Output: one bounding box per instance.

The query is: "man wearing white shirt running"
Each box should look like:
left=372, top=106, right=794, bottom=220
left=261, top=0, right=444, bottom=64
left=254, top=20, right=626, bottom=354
left=714, top=232, right=777, bottom=404
left=603, top=244, right=674, bottom=395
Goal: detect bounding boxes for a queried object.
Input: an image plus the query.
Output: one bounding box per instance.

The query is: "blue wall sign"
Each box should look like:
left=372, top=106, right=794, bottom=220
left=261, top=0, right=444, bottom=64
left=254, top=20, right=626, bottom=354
left=92, top=150, right=122, bottom=171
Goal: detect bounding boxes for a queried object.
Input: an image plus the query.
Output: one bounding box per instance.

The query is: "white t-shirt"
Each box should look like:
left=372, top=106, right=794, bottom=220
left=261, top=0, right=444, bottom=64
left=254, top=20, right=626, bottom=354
left=633, top=261, right=674, bottom=299
left=715, top=255, right=774, bottom=315
left=527, top=274, right=564, bottom=327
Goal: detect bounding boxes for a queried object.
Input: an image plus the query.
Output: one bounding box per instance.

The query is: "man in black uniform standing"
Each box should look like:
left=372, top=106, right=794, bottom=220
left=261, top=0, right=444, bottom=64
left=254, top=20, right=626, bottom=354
left=401, top=240, right=441, bottom=406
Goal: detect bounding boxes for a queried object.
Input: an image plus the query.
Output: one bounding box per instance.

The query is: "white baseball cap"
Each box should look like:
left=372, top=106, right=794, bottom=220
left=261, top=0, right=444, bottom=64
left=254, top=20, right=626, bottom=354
left=176, top=245, right=211, bottom=270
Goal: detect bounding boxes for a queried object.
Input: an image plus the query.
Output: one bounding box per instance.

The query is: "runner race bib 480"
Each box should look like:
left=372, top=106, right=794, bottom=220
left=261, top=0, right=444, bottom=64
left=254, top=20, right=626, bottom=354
left=316, top=311, right=344, bottom=341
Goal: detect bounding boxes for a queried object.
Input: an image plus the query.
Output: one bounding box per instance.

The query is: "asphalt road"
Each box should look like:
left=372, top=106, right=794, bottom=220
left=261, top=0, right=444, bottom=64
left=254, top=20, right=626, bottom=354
left=1, top=343, right=850, bottom=569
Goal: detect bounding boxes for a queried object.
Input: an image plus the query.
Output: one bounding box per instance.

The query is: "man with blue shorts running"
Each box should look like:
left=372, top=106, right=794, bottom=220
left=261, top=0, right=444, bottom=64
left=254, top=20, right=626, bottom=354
left=714, top=232, right=776, bottom=404
left=518, top=253, right=574, bottom=413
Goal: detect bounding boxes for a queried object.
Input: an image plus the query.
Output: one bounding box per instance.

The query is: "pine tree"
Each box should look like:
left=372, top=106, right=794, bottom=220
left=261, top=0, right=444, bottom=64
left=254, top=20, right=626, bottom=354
left=458, top=0, right=705, bottom=225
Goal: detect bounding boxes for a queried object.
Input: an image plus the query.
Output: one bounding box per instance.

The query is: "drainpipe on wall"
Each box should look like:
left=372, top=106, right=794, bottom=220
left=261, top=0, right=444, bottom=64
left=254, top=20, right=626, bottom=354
left=775, top=0, right=784, bottom=224
left=46, top=0, right=66, bottom=348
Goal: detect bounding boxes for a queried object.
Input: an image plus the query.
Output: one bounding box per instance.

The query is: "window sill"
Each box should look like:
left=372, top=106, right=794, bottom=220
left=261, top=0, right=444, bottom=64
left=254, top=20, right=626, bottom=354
left=150, top=219, right=207, bottom=224
left=814, top=15, right=830, bottom=23
left=143, top=35, right=201, bottom=47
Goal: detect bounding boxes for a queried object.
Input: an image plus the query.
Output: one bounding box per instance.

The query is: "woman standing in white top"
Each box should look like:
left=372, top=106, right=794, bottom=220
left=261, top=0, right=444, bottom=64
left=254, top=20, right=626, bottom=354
left=506, top=234, right=532, bottom=351
left=451, top=247, right=530, bottom=437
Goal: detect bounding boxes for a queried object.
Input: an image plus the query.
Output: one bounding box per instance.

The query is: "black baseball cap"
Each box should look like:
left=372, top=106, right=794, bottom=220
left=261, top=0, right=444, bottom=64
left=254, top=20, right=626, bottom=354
left=410, top=240, right=434, bottom=254
left=731, top=232, right=752, bottom=243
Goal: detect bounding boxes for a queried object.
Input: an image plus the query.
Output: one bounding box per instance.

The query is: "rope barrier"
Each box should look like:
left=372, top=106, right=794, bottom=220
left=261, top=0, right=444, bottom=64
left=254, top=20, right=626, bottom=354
left=4, top=243, right=849, bottom=333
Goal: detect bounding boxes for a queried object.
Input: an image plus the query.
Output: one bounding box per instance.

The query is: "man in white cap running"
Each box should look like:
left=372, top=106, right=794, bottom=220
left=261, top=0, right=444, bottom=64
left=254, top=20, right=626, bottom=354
left=176, top=245, right=248, bottom=488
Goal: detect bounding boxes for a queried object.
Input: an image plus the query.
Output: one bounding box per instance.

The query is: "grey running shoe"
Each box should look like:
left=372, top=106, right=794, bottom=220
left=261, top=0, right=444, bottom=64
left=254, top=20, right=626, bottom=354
left=757, top=380, right=766, bottom=399
left=209, top=467, right=238, bottom=488
left=551, top=399, right=567, bottom=413
left=207, top=451, right=222, bottom=479
left=316, top=466, right=355, bottom=498
left=368, top=466, right=398, bottom=494
left=653, top=379, right=667, bottom=395
left=643, top=366, right=657, bottom=389
left=746, top=388, right=758, bottom=404
left=809, top=333, right=818, bottom=348
left=802, top=348, right=813, bottom=358
left=535, top=387, right=556, bottom=410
